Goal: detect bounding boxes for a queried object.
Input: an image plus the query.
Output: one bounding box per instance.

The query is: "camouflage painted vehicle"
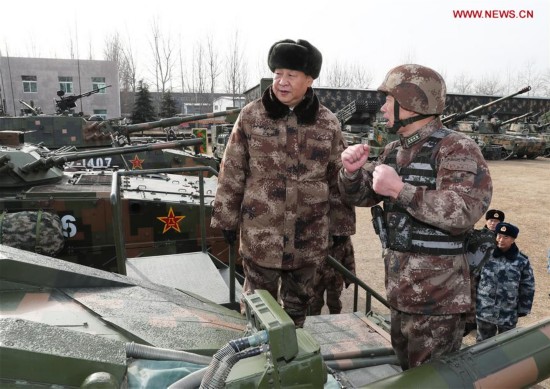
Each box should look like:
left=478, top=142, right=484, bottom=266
left=0, top=108, right=240, bottom=172
left=0, top=138, right=233, bottom=273
left=506, top=112, right=550, bottom=158
left=336, top=100, right=379, bottom=146
left=211, top=124, right=234, bottom=161
left=442, top=87, right=534, bottom=160
left=1, top=244, right=550, bottom=388
left=469, top=112, right=546, bottom=160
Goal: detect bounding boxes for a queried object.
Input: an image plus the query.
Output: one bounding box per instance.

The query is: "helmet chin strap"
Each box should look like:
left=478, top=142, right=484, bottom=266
left=386, top=101, right=430, bottom=134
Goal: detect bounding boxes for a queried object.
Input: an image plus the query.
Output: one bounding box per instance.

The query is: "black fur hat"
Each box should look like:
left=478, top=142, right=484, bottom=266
left=268, top=39, right=322, bottom=79
left=496, top=222, right=519, bottom=238
left=485, top=209, right=505, bottom=222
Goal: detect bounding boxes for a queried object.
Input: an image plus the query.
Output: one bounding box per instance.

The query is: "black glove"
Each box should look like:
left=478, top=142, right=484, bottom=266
left=222, top=230, right=237, bottom=245
left=332, top=235, right=348, bottom=247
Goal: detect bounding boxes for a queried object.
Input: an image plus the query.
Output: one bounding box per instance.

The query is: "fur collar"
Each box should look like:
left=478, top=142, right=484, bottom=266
left=493, top=243, right=519, bottom=260
left=261, top=86, right=319, bottom=125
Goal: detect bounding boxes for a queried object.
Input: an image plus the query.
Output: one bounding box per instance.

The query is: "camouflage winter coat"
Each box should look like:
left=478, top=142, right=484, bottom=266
left=476, top=243, right=535, bottom=327
left=338, top=119, right=493, bottom=314
left=211, top=87, right=355, bottom=270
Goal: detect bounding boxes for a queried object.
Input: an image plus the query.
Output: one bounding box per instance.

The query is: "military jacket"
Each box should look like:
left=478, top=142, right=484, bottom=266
left=476, top=243, right=535, bottom=327
left=211, top=87, right=355, bottom=270
left=338, top=118, right=493, bottom=314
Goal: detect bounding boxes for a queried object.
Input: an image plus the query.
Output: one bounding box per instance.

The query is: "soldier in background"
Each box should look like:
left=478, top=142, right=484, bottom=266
left=338, top=64, right=492, bottom=370
left=483, top=209, right=505, bottom=232
left=476, top=222, right=535, bottom=341
left=463, top=208, right=505, bottom=336
left=310, top=236, right=355, bottom=315
left=211, top=39, right=355, bottom=327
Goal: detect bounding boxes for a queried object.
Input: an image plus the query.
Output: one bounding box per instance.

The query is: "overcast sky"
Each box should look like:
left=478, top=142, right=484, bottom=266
left=1, top=0, right=548, bottom=92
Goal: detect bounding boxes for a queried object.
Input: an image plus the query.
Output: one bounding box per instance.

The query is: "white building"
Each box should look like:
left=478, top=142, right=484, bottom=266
left=213, top=96, right=246, bottom=112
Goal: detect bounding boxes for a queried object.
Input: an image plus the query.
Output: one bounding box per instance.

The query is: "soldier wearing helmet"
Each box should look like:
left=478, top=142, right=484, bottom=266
left=338, top=64, right=493, bottom=370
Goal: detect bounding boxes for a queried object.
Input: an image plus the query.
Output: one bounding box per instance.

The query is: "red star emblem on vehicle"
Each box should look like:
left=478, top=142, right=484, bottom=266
left=157, top=207, right=186, bottom=233
left=129, top=154, right=145, bottom=169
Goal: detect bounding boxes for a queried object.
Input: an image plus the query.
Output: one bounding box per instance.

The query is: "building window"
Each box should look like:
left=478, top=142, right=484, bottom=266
left=59, top=76, right=73, bottom=93
left=22, top=75, right=37, bottom=93
left=92, top=77, right=107, bottom=93
left=93, top=109, right=107, bottom=120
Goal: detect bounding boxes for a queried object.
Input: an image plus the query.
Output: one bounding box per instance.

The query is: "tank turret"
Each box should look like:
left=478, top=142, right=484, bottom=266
left=0, top=105, right=241, bottom=151
left=441, top=86, right=531, bottom=126
left=0, top=138, right=202, bottom=191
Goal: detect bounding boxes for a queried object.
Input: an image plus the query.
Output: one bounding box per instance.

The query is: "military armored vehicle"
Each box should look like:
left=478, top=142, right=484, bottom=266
left=462, top=111, right=546, bottom=160
left=1, top=244, right=550, bottom=388
left=0, top=137, right=234, bottom=273
left=442, top=86, right=534, bottom=160
left=335, top=100, right=398, bottom=160
left=0, top=94, right=240, bottom=158
left=506, top=112, right=550, bottom=158
left=336, top=100, right=379, bottom=146
left=211, top=124, right=234, bottom=161
left=0, top=106, right=240, bottom=172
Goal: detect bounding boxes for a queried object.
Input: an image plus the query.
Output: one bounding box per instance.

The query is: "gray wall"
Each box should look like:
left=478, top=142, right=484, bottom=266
left=0, top=57, right=120, bottom=118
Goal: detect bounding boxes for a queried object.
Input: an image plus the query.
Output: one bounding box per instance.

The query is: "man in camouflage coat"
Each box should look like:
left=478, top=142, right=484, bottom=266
left=211, top=39, right=355, bottom=327
left=476, top=222, right=535, bottom=341
left=338, top=64, right=493, bottom=370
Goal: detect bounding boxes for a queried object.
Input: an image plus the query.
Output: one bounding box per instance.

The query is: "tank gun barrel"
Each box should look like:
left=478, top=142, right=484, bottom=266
left=501, top=111, right=534, bottom=126
left=18, top=100, right=39, bottom=115
left=442, top=86, right=531, bottom=125
left=20, top=138, right=202, bottom=173
left=367, top=317, right=550, bottom=388
left=117, top=108, right=241, bottom=134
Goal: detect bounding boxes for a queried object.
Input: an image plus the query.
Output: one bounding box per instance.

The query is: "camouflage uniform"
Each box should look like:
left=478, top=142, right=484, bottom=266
left=339, top=118, right=492, bottom=369
left=211, top=86, right=355, bottom=326
left=0, top=211, right=64, bottom=256
left=310, top=236, right=356, bottom=315
left=476, top=243, right=535, bottom=341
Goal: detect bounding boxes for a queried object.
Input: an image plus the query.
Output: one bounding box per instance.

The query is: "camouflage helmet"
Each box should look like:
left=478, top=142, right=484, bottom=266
left=378, top=64, right=446, bottom=115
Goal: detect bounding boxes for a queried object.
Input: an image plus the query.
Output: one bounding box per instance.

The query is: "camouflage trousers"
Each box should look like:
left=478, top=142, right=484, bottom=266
left=391, top=309, right=465, bottom=370
left=476, top=319, right=514, bottom=342
left=310, top=237, right=356, bottom=315
left=241, top=258, right=316, bottom=327
left=310, top=261, right=344, bottom=315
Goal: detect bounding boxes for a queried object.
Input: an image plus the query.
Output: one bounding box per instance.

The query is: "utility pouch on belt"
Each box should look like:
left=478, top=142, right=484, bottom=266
left=371, top=205, right=388, bottom=249
left=387, top=212, right=412, bottom=252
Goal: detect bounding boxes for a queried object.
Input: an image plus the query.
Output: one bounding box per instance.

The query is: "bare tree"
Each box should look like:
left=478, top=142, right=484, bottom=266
left=474, top=74, right=504, bottom=96
left=149, top=18, right=175, bottom=94
left=67, top=34, right=76, bottom=60
left=206, top=34, right=222, bottom=96
left=121, top=39, right=138, bottom=93
left=104, top=32, right=136, bottom=92
left=322, top=61, right=372, bottom=89
left=516, top=60, right=544, bottom=97
left=192, top=41, right=208, bottom=113
left=539, top=67, right=550, bottom=98
left=224, top=30, right=248, bottom=106
left=451, top=72, right=474, bottom=94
